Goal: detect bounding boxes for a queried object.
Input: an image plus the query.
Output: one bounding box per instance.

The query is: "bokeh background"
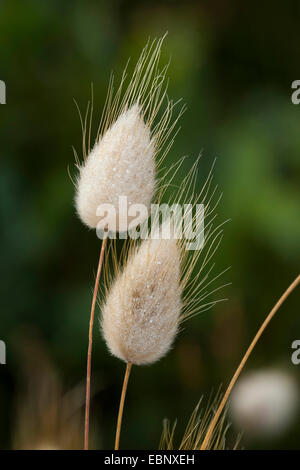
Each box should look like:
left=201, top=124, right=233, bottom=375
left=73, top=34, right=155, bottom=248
left=0, top=0, right=300, bottom=450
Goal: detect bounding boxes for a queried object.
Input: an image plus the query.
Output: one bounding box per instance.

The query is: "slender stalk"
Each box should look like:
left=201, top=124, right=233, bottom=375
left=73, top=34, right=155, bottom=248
left=200, top=274, right=300, bottom=450
left=115, top=362, right=132, bottom=450
left=84, top=234, right=108, bottom=450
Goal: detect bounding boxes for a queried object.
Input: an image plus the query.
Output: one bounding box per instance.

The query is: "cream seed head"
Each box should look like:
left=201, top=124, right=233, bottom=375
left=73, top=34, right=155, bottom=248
left=75, top=104, right=155, bottom=231
left=100, top=161, right=227, bottom=366
left=101, top=234, right=182, bottom=365
left=230, top=369, right=299, bottom=437
left=74, top=36, right=183, bottom=232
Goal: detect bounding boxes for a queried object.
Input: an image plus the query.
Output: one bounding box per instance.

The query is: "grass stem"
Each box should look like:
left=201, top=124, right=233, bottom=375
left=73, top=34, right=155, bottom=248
left=84, top=234, right=108, bottom=450
left=115, top=362, right=132, bottom=450
left=200, top=274, right=300, bottom=450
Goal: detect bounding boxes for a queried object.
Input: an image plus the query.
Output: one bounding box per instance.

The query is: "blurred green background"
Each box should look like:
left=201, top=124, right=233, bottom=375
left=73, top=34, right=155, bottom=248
left=0, top=0, right=299, bottom=450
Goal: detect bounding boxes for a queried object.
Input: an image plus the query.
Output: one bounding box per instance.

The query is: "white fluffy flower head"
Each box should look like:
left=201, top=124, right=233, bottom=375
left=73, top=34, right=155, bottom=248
left=100, top=163, right=226, bottom=366
left=76, top=104, right=155, bottom=231
left=230, top=368, right=299, bottom=437
left=101, top=235, right=182, bottom=365
left=74, top=37, right=182, bottom=233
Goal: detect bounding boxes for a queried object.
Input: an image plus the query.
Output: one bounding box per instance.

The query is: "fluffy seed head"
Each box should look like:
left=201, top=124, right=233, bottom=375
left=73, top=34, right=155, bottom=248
left=101, top=235, right=182, bottom=365
left=74, top=36, right=183, bottom=232
left=100, top=160, right=227, bottom=366
left=75, top=104, right=155, bottom=230
left=230, top=369, right=299, bottom=437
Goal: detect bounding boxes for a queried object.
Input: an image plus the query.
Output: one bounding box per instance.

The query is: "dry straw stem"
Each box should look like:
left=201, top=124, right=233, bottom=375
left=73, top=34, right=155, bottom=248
left=114, top=362, right=132, bottom=450
left=84, top=233, right=107, bottom=450
left=200, top=273, right=300, bottom=450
